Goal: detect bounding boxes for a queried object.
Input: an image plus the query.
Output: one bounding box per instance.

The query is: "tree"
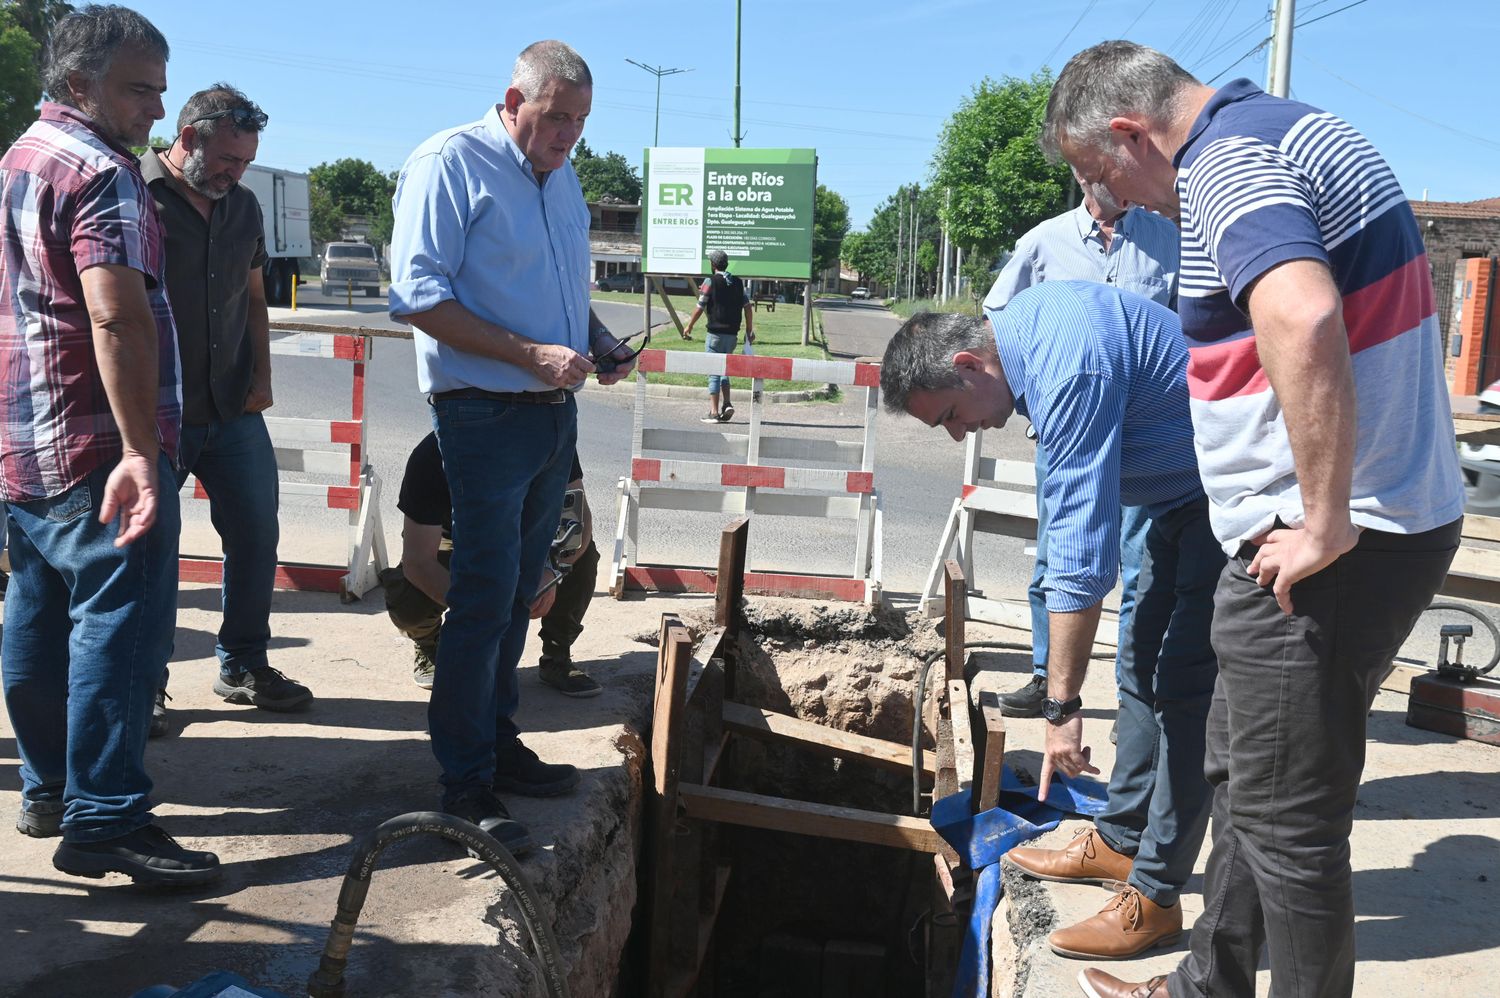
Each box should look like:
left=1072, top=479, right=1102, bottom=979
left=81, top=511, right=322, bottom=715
left=308, top=183, right=343, bottom=246
left=366, top=168, right=398, bottom=248
left=0, top=7, right=39, bottom=149
left=812, top=184, right=850, bottom=278
left=931, top=72, right=1073, bottom=259
left=308, top=158, right=391, bottom=219
left=573, top=143, right=641, bottom=203
left=7, top=0, right=70, bottom=74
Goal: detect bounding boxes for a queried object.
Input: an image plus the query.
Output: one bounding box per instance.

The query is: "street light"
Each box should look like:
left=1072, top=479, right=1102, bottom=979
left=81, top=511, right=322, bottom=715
left=625, top=58, right=692, bottom=147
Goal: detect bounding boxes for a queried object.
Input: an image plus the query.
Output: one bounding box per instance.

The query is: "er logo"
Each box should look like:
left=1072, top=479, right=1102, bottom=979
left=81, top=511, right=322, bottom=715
left=658, top=183, right=693, bottom=206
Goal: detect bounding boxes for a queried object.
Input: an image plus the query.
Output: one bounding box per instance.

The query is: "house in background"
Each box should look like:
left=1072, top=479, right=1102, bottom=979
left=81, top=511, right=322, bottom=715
left=590, top=196, right=641, bottom=283
left=1410, top=196, right=1500, bottom=350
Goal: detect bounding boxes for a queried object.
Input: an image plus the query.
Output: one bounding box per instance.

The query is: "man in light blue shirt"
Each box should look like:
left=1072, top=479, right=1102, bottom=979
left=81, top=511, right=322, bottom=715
left=985, top=181, right=1178, bottom=721
left=388, top=39, right=633, bottom=855
left=882, top=282, right=1220, bottom=962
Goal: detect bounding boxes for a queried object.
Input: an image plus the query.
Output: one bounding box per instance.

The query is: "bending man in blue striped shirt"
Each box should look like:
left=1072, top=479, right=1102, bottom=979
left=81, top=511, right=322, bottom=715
left=881, top=281, right=1221, bottom=962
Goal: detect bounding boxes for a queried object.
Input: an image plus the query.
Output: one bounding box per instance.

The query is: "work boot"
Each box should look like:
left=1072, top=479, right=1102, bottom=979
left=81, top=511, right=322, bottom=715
left=999, top=674, right=1048, bottom=718
left=149, top=688, right=171, bottom=739
left=52, top=824, right=220, bottom=887
left=493, top=738, right=580, bottom=797
left=1004, top=825, right=1134, bottom=885
left=16, top=801, right=63, bottom=838
left=538, top=658, right=602, bottom=698
left=213, top=665, right=313, bottom=711
left=444, top=788, right=533, bottom=857
left=1050, top=884, right=1182, bottom=959
left=1078, top=969, right=1169, bottom=998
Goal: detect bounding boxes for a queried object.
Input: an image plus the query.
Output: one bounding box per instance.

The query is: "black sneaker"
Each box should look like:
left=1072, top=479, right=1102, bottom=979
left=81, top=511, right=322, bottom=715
left=52, top=824, right=220, bottom=887
left=999, top=674, right=1048, bottom=718
left=412, top=649, right=436, bottom=691
left=149, top=688, right=171, bottom=739
left=494, top=739, right=580, bottom=797
left=16, top=801, right=63, bottom=838
left=444, top=788, right=533, bottom=857
left=213, top=666, right=313, bottom=711
left=538, top=659, right=602, bottom=698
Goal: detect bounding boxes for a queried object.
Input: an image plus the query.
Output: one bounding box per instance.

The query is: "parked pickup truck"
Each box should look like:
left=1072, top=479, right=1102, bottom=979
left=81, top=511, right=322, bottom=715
left=321, top=242, right=382, bottom=298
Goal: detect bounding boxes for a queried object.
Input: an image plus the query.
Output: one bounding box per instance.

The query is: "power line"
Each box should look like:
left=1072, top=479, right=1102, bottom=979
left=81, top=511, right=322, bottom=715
left=1204, top=37, right=1271, bottom=85
left=1043, top=0, right=1102, bottom=68
left=1297, top=52, right=1500, bottom=153
left=1119, top=0, right=1161, bottom=37
left=1295, top=0, right=1373, bottom=29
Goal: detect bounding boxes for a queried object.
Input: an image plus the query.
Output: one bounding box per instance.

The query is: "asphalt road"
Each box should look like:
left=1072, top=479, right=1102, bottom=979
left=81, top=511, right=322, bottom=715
left=194, top=285, right=1479, bottom=676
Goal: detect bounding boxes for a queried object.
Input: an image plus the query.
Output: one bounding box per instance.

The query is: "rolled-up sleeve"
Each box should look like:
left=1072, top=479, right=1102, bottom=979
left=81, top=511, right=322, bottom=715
left=388, top=150, right=470, bottom=318
left=1034, top=373, right=1126, bottom=612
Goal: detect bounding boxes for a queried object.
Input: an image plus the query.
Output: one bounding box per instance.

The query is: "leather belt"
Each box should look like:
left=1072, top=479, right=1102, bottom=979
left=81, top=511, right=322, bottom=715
left=428, top=388, right=570, bottom=405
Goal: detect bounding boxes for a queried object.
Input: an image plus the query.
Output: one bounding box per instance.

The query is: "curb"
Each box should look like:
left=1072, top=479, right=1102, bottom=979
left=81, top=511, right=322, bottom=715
left=588, top=380, right=839, bottom=403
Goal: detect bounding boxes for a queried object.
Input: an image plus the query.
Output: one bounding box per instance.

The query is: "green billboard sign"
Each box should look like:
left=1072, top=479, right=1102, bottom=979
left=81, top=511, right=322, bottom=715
left=642, top=147, right=816, bottom=280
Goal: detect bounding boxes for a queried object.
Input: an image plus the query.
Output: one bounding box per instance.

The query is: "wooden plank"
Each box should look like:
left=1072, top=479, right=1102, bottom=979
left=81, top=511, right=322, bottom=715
left=1380, top=663, right=1427, bottom=696
left=977, top=698, right=1007, bottom=814
left=703, top=730, right=730, bottom=785
left=716, top=518, right=749, bottom=699
left=677, top=783, right=948, bottom=854
left=684, top=626, right=727, bottom=708
left=1462, top=513, right=1500, bottom=544
left=722, top=701, right=935, bottom=779
left=646, top=619, right=695, bottom=998
left=947, top=681, right=975, bottom=806
left=663, top=865, right=732, bottom=998
left=944, top=560, right=966, bottom=683
left=975, top=456, right=1039, bottom=489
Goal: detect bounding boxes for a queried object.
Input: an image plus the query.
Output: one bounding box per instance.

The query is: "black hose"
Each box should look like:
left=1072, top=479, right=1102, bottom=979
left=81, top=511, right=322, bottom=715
left=306, top=811, right=569, bottom=998
left=909, top=640, right=1114, bottom=815
left=1425, top=601, right=1500, bottom=675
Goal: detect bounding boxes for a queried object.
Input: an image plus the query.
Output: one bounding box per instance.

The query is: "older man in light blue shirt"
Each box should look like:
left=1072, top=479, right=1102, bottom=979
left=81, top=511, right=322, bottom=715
left=388, top=39, right=631, bottom=855
left=984, top=185, right=1179, bottom=721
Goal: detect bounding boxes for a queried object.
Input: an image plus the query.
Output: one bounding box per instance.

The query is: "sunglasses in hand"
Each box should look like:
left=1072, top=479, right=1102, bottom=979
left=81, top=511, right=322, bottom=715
left=591, top=327, right=650, bottom=373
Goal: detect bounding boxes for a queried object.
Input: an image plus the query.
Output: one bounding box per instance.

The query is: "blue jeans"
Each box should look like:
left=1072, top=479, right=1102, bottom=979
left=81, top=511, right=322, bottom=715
left=1028, top=440, right=1150, bottom=677
left=2, top=453, right=180, bottom=842
left=1093, top=497, right=1222, bottom=906
left=174, top=411, right=279, bottom=678
left=428, top=395, right=577, bottom=805
left=705, top=331, right=737, bottom=395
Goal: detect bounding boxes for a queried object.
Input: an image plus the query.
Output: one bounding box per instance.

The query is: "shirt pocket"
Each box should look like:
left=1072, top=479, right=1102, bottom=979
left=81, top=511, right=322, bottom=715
left=1117, top=275, right=1169, bottom=305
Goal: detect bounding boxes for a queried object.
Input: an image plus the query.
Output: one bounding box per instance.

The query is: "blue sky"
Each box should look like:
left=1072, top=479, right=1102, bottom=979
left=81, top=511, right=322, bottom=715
left=137, top=0, right=1500, bottom=230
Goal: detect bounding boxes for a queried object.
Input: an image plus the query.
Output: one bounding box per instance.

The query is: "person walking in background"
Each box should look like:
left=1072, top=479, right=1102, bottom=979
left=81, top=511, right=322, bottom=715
left=682, top=248, right=754, bottom=423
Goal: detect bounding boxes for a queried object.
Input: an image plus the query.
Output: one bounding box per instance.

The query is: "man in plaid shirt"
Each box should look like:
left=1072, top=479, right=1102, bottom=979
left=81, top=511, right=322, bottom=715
left=0, top=5, right=219, bottom=886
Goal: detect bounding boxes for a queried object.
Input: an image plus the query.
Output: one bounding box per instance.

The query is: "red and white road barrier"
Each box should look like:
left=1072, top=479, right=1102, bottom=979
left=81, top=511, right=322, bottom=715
left=179, top=326, right=388, bottom=600
left=611, top=346, right=883, bottom=603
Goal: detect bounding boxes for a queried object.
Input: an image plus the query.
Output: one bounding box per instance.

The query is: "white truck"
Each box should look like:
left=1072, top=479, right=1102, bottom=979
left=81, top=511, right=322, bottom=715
left=239, top=164, right=311, bottom=306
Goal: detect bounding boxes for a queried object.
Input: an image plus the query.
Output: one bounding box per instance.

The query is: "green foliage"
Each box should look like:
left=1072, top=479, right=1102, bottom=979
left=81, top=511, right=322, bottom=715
left=931, top=71, right=1073, bottom=258
left=573, top=140, right=641, bottom=203
left=308, top=183, right=343, bottom=246
left=366, top=168, right=398, bottom=248
left=812, top=184, right=850, bottom=277
left=6, top=0, right=70, bottom=74
left=308, top=157, right=391, bottom=218
left=961, top=254, right=996, bottom=304
left=0, top=5, right=40, bottom=149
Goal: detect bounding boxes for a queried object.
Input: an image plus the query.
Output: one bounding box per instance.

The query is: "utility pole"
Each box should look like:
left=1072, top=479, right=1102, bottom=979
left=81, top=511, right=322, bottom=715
left=1265, top=0, right=1296, bottom=97
left=626, top=59, right=692, bottom=146
left=732, top=0, right=744, bottom=146
left=894, top=200, right=904, bottom=300
left=908, top=190, right=920, bottom=301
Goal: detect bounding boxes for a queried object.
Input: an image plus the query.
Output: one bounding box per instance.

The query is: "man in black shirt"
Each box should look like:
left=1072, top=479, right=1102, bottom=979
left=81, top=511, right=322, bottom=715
left=145, top=84, right=312, bottom=736
left=382, top=433, right=602, bottom=697
left=682, top=248, right=754, bottom=423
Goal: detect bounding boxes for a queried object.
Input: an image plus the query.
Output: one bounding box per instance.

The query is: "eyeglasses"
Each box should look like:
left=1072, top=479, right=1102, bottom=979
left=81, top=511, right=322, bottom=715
left=190, top=107, right=269, bottom=131
left=591, top=327, right=650, bottom=373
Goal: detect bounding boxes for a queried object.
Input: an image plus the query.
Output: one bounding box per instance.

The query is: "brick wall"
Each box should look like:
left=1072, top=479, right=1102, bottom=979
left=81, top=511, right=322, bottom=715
left=1411, top=209, right=1500, bottom=349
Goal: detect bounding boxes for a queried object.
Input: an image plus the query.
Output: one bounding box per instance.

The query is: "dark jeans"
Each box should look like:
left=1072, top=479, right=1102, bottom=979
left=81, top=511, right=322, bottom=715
left=382, top=539, right=601, bottom=671
left=172, top=411, right=279, bottom=678
left=1168, top=519, right=1460, bottom=998
left=2, top=453, right=180, bottom=842
left=428, top=395, right=576, bottom=805
left=1029, top=439, right=1149, bottom=676
left=1094, top=497, right=1222, bottom=907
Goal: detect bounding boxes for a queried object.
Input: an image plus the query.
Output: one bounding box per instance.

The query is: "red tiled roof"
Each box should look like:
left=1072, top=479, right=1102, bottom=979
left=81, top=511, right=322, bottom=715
left=1409, top=197, right=1500, bottom=220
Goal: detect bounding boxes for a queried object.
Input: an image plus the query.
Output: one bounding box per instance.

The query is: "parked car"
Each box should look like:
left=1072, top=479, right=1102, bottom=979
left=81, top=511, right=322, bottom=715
left=321, top=242, right=381, bottom=298
left=851, top=287, right=870, bottom=299
left=595, top=270, right=644, bottom=293
left=1460, top=379, right=1500, bottom=515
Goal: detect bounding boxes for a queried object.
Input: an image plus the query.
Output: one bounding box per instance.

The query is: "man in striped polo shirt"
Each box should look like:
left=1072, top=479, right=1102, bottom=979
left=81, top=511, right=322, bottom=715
left=883, top=282, right=1223, bottom=961
left=1044, top=41, right=1463, bottom=998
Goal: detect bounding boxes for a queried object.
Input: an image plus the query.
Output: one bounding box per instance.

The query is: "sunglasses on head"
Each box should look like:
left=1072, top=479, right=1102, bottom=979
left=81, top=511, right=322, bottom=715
left=190, top=107, right=269, bottom=131
left=592, top=328, right=650, bottom=373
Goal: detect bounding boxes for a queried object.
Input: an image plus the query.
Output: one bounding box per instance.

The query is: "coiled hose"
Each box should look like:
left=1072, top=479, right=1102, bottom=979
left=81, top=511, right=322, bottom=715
left=306, top=811, right=568, bottom=998
left=1425, top=601, right=1500, bottom=675
left=910, top=640, right=1115, bottom=814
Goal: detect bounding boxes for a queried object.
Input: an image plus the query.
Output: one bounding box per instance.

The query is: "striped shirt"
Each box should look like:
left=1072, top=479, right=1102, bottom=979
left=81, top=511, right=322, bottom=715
left=1175, top=80, right=1463, bottom=550
left=988, top=281, right=1204, bottom=612
left=0, top=103, right=181, bottom=502
left=985, top=202, right=1179, bottom=311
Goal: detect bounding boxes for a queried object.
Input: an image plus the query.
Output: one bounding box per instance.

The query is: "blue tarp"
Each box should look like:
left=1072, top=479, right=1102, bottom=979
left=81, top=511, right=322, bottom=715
left=930, top=767, right=1110, bottom=998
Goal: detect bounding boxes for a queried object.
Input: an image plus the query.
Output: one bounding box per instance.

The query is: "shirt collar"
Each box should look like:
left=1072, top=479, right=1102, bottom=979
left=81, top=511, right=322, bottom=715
left=484, top=104, right=539, bottom=181
left=40, top=101, right=139, bottom=163
left=1173, top=78, right=1264, bottom=167
left=985, top=306, right=1030, bottom=418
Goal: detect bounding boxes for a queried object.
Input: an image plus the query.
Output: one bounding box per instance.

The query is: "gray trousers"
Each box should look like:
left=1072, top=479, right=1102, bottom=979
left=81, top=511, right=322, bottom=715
left=1168, top=519, right=1459, bottom=998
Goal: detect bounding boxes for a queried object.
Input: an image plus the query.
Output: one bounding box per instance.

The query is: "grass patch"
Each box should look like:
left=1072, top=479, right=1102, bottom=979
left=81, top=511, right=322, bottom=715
left=887, top=297, right=984, bottom=320
left=592, top=292, right=833, bottom=394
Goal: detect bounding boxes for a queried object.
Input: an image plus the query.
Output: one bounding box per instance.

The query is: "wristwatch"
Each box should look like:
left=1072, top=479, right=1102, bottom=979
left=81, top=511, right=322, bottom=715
left=1041, top=695, right=1083, bottom=724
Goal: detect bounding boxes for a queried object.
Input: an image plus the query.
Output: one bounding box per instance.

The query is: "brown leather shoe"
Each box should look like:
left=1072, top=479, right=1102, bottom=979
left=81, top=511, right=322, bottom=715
left=1077, top=968, right=1169, bottom=998
left=1003, top=825, right=1134, bottom=885
left=1050, top=884, right=1182, bottom=960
